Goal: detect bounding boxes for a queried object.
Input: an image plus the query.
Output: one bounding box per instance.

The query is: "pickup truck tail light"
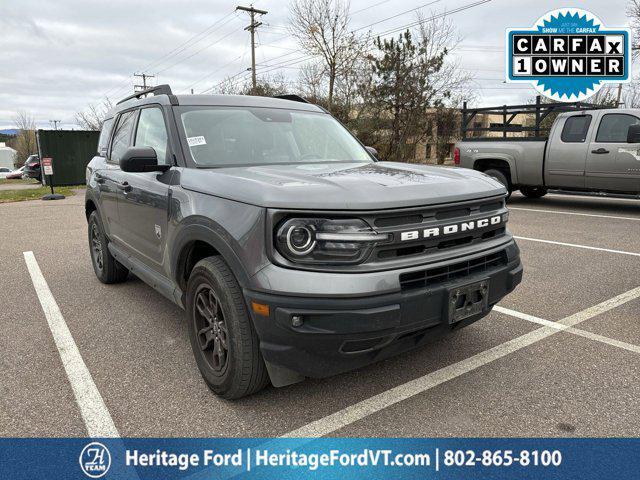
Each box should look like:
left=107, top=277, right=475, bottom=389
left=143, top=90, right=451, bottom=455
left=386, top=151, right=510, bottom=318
left=275, top=218, right=390, bottom=265
left=453, top=147, right=460, bottom=165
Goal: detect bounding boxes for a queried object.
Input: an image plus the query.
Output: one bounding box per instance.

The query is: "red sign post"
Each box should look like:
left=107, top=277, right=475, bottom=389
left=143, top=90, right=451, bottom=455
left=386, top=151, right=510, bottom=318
left=41, top=157, right=65, bottom=200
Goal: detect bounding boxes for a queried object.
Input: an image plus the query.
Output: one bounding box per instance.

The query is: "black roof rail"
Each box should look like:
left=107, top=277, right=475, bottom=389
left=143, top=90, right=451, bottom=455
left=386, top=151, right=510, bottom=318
left=273, top=94, right=309, bottom=104
left=116, top=84, right=176, bottom=105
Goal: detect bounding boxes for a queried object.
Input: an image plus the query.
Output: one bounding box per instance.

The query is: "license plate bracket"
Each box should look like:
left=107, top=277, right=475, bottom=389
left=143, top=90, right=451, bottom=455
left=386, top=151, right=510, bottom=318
left=447, top=280, right=489, bottom=324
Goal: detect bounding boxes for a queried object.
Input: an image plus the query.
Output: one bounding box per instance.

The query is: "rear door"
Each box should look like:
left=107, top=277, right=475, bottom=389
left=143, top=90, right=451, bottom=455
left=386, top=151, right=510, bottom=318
left=586, top=112, right=640, bottom=193
left=98, top=111, right=136, bottom=238
left=116, top=106, right=173, bottom=270
left=545, top=114, right=592, bottom=189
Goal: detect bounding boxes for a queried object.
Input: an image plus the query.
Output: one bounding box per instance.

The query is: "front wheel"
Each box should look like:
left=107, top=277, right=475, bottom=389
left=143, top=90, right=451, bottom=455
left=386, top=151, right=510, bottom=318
left=186, top=256, right=269, bottom=399
left=88, top=211, right=129, bottom=284
left=520, top=186, right=548, bottom=199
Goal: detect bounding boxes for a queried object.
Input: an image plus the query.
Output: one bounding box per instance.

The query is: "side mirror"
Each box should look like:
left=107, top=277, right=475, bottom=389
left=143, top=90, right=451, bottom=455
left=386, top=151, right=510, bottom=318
left=627, top=124, right=640, bottom=143
left=365, top=146, right=379, bottom=159
left=119, top=147, right=169, bottom=173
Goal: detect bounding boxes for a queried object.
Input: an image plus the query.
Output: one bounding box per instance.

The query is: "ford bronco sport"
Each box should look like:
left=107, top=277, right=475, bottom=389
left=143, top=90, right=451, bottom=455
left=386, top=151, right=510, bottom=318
left=86, top=85, right=522, bottom=399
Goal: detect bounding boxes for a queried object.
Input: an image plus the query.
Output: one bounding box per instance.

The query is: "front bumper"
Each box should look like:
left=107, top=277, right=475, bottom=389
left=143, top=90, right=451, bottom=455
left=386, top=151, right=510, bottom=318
left=245, top=241, right=522, bottom=381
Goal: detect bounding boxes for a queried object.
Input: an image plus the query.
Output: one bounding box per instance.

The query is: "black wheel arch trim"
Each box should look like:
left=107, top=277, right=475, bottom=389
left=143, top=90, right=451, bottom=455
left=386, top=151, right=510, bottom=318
left=170, top=220, right=253, bottom=294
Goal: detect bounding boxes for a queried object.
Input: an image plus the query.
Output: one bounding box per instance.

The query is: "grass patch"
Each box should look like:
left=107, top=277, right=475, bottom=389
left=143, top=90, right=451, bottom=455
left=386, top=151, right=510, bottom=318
left=0, top=186, right=80, bottom=203
left=0, top=178, right=40, bottom=185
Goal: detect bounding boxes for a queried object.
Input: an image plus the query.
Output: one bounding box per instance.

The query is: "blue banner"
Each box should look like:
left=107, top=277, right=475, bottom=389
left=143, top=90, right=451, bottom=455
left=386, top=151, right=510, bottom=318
left=2, top=438, right=639, bottom=479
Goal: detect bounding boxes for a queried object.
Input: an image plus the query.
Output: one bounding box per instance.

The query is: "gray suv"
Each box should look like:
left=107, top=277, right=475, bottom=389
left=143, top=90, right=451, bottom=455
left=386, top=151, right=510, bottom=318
left=85, top=85, right=522, bottom=399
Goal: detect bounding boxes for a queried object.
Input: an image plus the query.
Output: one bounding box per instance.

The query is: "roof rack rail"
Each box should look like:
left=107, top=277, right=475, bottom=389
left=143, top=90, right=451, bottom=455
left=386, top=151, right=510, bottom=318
left=116, top=84, right=175, bottom=105
left=273, top=94, right=309, bottom=104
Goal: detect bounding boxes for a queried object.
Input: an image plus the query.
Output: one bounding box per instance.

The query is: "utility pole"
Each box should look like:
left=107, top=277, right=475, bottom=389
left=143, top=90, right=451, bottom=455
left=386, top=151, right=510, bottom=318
left=49, top=120, right=61, bottom=130
left=616, top=83, right=623, bottom=107
left=134, top=73, right=155, bottom=92
left=236, top=5, right=267, bottom=90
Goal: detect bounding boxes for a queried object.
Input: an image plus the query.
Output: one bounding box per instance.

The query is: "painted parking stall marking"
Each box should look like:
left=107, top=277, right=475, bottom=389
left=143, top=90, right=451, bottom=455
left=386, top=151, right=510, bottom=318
left=509, top=207, right=640, bottom=222
left=23, top=251, right=119, bottom=438
left=495, top=306, right=640, bottom=355
left=513, top=236, right=640, bottom=257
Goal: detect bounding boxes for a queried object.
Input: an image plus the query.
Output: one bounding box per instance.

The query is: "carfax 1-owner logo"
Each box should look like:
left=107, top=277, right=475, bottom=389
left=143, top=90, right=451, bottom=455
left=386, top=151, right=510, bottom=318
left=506, top=8, right=631, bottom=102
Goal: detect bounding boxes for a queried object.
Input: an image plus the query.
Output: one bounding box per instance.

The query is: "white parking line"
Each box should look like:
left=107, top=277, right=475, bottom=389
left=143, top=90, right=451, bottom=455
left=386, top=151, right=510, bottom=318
left=495, top=306, right=640, bottom=355
left=509, top=207, right=640, bottom=222
left=546, top=193, right=640, bottom=203
left=281, top=286, right=640, bottom=438
left=513, top=236, right=640, bottom=257
left=23, top=251, right=119, bottom=438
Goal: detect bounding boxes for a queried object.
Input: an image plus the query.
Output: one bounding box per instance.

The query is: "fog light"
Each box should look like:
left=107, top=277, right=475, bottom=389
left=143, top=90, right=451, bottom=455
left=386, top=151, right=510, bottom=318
left=291, top=315, right=304, bottom=327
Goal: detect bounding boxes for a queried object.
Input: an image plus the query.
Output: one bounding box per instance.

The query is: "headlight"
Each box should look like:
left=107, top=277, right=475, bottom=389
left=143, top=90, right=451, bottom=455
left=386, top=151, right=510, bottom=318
left=275, top=218, right=390, bottom=265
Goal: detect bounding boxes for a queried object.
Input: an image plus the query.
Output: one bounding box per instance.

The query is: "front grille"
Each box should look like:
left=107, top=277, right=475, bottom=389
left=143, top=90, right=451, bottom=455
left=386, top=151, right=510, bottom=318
left=399, top=250, right=508, bottom=291
left=368, top=198, right=508, bottom=263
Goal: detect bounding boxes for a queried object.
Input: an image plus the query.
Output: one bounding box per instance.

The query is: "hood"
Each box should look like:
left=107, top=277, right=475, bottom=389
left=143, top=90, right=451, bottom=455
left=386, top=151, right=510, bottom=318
left=179, top=161, right=505, bottom=210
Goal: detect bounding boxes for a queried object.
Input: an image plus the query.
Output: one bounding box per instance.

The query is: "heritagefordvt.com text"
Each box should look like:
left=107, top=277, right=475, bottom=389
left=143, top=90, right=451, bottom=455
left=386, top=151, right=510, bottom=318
left=126, top=448, right=432, bottom=472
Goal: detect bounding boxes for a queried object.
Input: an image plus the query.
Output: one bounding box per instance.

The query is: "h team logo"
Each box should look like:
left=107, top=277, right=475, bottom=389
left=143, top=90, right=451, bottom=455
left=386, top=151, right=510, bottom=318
left=79, top=442, right=111, bottom=478
left=506, top=8, right=631, bottom=102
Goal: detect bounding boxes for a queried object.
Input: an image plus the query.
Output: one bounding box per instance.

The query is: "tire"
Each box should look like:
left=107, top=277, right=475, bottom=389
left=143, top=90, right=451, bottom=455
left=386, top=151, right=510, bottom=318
left=186, top=256, right=269, bottom=399
left=520, top=186, right=548, bottom=199
left=483, top=168, right=512, bottom=199
left=88, top=211, right=129, bottom=284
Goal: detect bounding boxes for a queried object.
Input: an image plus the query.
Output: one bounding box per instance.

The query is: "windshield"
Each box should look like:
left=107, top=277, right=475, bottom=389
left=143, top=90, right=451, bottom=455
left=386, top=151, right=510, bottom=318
left=179, top=107, right=372, bottom=167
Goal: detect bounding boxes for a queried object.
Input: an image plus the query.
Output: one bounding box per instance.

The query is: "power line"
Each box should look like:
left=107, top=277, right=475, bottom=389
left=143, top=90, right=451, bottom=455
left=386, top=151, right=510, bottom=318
left=99, top=11, right=237, bottom=100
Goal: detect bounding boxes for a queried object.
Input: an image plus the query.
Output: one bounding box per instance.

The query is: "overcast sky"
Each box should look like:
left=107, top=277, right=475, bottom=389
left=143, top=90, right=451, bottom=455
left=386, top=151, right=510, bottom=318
left=0, top=0, right=631, bottom=129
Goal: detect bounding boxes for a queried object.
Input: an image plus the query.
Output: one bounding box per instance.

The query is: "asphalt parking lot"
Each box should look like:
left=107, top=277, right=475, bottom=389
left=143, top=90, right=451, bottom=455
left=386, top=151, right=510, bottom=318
left=1, top=190, right=639, bottom=438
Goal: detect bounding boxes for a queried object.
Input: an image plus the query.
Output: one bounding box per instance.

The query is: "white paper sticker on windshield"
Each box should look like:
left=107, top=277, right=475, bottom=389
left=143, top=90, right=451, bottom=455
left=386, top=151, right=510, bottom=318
left=187, top=136, right=206, bottom=147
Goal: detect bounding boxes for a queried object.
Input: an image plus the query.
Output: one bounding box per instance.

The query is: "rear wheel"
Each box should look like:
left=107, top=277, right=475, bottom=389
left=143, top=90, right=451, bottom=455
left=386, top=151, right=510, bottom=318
left=483, top=168, right=512, bottom=199
left=88, top=211, right=128, bottom=284
left=186, top=256, right=269, bottom=399
left=520, top=186, right=548, bottom=199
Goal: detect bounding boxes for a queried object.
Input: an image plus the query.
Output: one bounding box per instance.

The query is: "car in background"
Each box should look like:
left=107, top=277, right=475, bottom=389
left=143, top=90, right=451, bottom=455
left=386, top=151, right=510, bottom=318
left=0, top=167, right=12, bottom=179
left=22, top=155, right=41, bottom=181
left=5, top=166, right=26, bottom=179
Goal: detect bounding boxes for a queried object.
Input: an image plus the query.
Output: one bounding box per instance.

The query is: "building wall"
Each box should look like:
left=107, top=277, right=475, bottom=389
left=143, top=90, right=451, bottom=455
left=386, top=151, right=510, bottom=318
left=0, top=144, right=16, bottom=169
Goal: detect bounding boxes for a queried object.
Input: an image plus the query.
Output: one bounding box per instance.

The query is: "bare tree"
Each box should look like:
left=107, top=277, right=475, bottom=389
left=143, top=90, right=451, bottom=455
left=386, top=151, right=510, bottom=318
left=628, top=0, right=640, bottom=55
left=10, top=111, right=37, bottom=167
left=76, top=98, right=113, bottom=130
left=289, top=0, right=366, bottom=109
left=621, top=80, right=640, bottom=108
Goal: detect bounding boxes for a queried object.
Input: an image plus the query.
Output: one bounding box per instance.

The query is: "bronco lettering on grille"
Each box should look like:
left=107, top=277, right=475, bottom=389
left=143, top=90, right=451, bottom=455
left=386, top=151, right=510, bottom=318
left=400, top=215, right=503, bottom=241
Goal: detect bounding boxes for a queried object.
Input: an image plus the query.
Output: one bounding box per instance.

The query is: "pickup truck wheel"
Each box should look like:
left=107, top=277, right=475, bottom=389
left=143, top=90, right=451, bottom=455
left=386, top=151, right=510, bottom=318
left=520, top=186, right=548, bottom=199
left=88, top=211, right=129, bottom=284
left=483, top=169, right=512, bottom=199
left=186, top=256, right=269, bottom=399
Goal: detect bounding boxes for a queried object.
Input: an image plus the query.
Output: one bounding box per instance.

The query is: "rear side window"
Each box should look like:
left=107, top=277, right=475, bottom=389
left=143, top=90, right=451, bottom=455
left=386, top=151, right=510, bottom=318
left=595, top=113, right=640, bottom=143
left=109, top=111, right=136, bottom=164
left=561, top=115, right=591, bottom=143
left=97, top=118, right=114, bottom=156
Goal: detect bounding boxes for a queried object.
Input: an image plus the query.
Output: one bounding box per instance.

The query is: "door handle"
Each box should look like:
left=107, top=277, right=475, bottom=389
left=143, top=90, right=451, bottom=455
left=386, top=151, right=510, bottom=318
left=116, top=181, right=132, bottom=193
left=591, top=148, right=610, bottom=154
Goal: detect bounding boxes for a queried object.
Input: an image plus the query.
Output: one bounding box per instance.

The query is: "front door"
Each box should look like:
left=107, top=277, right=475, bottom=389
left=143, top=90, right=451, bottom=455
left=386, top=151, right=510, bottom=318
left=545, top=114, right=592, bottom=189
left=116, top=106, right=173, bottom=270
left=586, top=112, right=640, bottom=193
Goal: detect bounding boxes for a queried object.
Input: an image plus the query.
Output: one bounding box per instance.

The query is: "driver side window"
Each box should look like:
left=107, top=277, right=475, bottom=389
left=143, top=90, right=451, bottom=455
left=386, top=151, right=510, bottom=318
left=135, top=107, right=170, bottom=165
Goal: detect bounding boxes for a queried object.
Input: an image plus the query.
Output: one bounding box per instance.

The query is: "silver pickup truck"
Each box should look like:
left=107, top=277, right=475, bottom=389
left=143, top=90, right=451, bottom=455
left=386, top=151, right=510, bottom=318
left=456, top=108, right=640, bottom=198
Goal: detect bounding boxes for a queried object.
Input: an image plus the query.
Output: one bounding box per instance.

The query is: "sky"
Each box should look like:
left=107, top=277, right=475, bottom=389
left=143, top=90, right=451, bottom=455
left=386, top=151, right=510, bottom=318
left=0, top=0, right=632, bottom=129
